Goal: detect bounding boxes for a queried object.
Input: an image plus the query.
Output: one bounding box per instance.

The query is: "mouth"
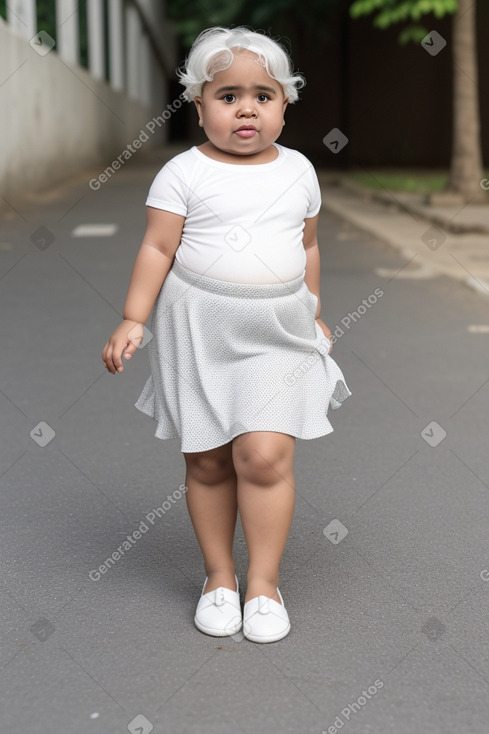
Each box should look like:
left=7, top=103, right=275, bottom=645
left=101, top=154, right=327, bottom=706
left=235, top=125, right=257, bottom=138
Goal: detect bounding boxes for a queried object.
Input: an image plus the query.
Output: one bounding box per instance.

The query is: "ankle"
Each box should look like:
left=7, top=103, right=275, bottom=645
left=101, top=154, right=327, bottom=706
left=203, top=566, right=237, bottom=594
left=245, top=574, right=280, bottom=604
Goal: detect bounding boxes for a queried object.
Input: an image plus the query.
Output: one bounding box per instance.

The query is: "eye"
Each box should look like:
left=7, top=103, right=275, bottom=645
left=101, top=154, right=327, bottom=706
left=257, top=93, right=270, bottom=102
left=222, top=94, right=236, bottom=103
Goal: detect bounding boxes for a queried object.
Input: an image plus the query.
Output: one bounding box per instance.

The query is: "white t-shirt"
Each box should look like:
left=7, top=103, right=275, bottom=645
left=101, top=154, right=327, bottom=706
left=145, top=143, right=322, bottom=284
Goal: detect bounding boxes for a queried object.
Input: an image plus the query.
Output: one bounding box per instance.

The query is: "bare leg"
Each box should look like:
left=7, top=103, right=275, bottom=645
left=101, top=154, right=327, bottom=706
left=183, top=441, right=238, bottom=594
left=232, top=432, right=296, bottom=604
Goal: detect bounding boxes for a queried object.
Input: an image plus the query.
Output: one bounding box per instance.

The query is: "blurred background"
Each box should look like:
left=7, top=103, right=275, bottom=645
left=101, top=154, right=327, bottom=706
left=0, top=0, right=487, bottom=205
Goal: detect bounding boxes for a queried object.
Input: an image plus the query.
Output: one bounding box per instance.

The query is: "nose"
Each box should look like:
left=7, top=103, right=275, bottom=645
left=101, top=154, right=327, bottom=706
left=238, top=98, right=257, bottom=117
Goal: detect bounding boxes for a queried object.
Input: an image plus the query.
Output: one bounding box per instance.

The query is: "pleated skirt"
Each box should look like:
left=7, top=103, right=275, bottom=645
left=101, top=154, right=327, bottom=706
left=134, top=258, right=351, bottom=453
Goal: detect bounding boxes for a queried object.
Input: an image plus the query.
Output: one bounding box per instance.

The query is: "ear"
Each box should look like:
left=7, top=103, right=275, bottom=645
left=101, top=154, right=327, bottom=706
left=282, top=97, right=289, bottom=115
left=194, top=97, right=204, bottom=127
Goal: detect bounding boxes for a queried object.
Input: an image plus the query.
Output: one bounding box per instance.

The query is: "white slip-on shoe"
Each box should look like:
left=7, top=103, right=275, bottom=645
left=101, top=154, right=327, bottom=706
left=243, top=587, right=290, bottom=643
left=194, top=575, right=242, bottom=637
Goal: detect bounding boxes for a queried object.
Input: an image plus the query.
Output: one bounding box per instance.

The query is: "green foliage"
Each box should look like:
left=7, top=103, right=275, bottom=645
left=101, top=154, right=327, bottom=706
left=168, top=0, right=244, bottom=48
left=350, top=0, right=457, bottom=24
left=346, top=169, right=450, bottom=192
left=346, top=168, right=489, bottom=194
left=398, top=24, right=431, bottom=43
left=167, top=0, right=340, bottom=49
left=349, top=0, right=458, bottom=43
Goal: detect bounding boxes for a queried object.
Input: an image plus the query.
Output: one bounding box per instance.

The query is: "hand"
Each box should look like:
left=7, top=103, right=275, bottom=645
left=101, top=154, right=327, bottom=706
left=315, top=317, right=333, bottom=355
left=102, top=320, right=144, bottom=374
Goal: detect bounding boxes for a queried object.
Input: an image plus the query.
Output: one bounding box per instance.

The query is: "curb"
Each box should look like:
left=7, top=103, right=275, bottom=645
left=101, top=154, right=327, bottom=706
left=333, top=176, right=489, bottom=235
left=319, top=182, right=489, bottom=300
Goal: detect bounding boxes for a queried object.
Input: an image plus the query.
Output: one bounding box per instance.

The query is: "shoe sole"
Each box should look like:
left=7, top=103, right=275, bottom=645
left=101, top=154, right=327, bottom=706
left=243, top=623, right=291, bottom=643
left=194, top=616, right=242, bottom=637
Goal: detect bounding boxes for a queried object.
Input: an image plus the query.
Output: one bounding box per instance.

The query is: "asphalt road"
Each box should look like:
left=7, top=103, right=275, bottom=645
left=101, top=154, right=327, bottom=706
left=1, top=146, right=489, bottom=734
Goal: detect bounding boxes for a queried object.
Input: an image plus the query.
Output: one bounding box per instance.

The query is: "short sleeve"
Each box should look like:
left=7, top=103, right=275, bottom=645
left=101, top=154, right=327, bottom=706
left=145, top=160, right=188, bottom=216
left=305, top=164, right=322, bottom=218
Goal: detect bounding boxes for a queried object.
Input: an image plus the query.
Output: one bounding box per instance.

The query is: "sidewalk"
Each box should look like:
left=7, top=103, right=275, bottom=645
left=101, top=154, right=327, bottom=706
left=317, top=172, right=489, bottom=298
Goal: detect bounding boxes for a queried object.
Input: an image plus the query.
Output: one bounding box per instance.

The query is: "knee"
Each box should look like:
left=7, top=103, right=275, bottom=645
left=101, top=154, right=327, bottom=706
left=233, top=444, right=292, bottom=487
left=185, top=451, right=235, bottom=486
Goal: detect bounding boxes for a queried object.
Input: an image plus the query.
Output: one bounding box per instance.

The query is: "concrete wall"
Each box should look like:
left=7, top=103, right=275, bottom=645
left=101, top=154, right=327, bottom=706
left=0, top=18, right=169, bottom=208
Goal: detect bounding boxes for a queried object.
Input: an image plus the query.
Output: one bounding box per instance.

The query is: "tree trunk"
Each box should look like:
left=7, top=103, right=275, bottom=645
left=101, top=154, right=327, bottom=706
left=446, top=0, right=486, bottom=201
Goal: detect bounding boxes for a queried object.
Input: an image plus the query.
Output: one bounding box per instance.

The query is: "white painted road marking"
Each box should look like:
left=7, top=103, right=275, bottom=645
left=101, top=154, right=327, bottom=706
left=375, top=262, right=437, bottom=279
left=71, top=224, right=118, bottom=237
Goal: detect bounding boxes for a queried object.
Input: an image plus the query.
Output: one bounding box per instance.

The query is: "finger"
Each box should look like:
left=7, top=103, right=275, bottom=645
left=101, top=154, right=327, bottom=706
left=123, top=341, right=138, bottom=359
left=113, top=342, right=127, bottom=372
left=107, top=344, right=124, bottom=374
left=104, top=345, right=117, bottom=374
left=127, top=324, right=144, bottom=351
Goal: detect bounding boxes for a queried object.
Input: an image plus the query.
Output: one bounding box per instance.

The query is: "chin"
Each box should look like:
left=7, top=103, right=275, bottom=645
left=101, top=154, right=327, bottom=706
left=228, top=142, right=259, bottom=154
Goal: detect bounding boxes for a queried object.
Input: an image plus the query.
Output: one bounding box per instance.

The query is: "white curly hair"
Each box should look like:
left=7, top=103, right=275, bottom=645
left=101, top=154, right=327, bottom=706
left=176, top=26, right=306, bottom=103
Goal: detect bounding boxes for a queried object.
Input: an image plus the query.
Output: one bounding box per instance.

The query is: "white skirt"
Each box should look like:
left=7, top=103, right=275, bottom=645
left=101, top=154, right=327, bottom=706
left=135, top=258, right=352, bottom=453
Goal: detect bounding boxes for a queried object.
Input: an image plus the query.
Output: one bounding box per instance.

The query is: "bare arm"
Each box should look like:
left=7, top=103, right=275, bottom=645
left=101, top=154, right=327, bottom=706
left=302, top=213, right=333, bottom=353
left=102, top=207, right=185, bottom=374
left=303, top=213, right=321, bottom=319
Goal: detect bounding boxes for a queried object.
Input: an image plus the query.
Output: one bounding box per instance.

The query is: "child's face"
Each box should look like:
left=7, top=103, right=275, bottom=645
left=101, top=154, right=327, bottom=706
left=194, top=49, right=288, bottom=158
